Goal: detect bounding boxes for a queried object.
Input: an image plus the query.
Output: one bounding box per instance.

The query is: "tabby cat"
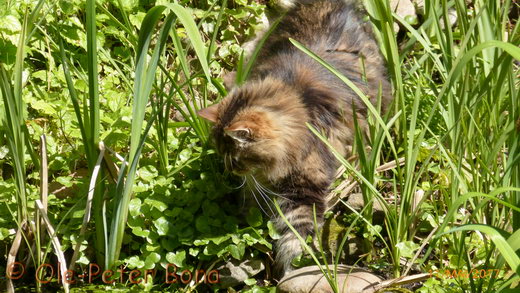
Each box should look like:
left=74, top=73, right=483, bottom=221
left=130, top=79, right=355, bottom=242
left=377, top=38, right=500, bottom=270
left=198, top=0, right=391, bottom=278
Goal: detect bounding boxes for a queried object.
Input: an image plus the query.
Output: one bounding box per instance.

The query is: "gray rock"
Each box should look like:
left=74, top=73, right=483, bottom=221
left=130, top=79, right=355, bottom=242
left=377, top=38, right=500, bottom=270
left=345, top=193, right=385, bottom=223
left=217, top=258, right=265, bottom=288
left=277, top=265, right=382, bottom=293
left=345, top=193, right=365, bottom=211
left=347, top=237, right=364, bottom=257
left=321, top=219, right=367, bottom=260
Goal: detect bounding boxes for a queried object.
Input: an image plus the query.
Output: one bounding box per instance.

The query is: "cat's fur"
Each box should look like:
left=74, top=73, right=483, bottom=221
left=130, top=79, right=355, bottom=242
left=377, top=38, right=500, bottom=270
left=198, top=0, right=391, bottom=278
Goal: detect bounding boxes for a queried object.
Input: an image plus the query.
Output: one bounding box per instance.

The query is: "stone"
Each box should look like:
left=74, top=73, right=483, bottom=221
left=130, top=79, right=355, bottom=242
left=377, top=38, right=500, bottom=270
left=217, top=258, right=265, bottom=288
left=345, top=193, right=385, bottom=224
left=277, top=265, right=382, bottom=293
left=321, top=219, right=367, bottom=261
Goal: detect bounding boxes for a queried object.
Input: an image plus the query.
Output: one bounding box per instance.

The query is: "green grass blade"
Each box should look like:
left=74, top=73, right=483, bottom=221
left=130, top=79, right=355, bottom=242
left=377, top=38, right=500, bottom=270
left=208, top=0, right=227, bottom=59
left=106, top=10, right=175, bottom=268
left=236, top=12, right=285, bottom=85
left=86, top=0, right=99, bottom=156
left=494, top=229, right=520, bottom=277
left=84, top=0, right=107, bottom=267
left=129, top=5, right=167, bottom=159
left=58, top=38, right=91, bottom=162
left=0, top=66, right=27, bottom=223
left=441, top=224, right=520, bottom=275
left=423, top=187, right=520, bottom=263
left=439, top=40, right=520, bottom=101
left=163, top=3, right=211, bottom=82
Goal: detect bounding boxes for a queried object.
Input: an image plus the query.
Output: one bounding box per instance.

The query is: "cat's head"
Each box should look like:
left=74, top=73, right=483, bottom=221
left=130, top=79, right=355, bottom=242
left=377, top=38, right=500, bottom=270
left=197, top=78, right=307, bottom=179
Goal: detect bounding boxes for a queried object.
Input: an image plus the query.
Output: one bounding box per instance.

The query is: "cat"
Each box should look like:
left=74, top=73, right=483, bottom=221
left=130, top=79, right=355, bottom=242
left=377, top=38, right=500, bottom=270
left=198, top=0, right=392, bottom=278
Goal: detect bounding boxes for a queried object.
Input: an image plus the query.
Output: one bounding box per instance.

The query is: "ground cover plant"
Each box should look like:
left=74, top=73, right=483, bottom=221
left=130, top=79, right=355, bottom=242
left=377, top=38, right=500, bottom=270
left=0, top=0, right=518, bottom=292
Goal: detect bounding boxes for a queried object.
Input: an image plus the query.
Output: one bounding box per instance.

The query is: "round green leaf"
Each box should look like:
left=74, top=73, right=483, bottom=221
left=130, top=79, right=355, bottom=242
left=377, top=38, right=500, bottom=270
left=246, top=207, right=263, bottom=228
left=153, top=217, right=170, bottom=236
left=166, top=250, right=186, bottom=268
left=144, top=252, right=161, bottom=269
left=129, top=198, right=141, bottom=217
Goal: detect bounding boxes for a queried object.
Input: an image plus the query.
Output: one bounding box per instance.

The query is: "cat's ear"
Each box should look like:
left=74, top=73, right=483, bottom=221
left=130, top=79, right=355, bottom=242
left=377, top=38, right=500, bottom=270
left=224, top=124, right=252, bottom=143
left=197, top=103, right=219, bottom=123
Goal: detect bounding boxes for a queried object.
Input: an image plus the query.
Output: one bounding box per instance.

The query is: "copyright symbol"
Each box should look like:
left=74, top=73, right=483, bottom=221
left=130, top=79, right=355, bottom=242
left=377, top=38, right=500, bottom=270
left=7, top=262, right=25, bottom=280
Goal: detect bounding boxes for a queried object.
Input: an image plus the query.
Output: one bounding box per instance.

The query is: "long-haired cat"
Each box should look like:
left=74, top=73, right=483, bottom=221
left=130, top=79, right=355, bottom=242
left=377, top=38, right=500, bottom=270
left=198, top=0, right=391, bottom=278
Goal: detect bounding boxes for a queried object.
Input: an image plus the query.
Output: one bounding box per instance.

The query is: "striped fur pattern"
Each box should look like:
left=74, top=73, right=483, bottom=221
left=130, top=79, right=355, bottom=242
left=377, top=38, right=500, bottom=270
left=198, top=0, right=391, bottom=278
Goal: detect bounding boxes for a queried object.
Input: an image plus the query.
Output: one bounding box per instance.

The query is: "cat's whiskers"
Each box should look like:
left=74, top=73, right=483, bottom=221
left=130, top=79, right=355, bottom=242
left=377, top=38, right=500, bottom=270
left=226, top=153, right=234, bottom=172
left=223, top=153, right=229, bottom=170
left=251, top=179, right=276, bottom=216
left=241, top=173, right=295, bottom=218
left=249, top=174, right=291, bottom=202
left=245, top=175, right=273, bottom=216
left=231, top=177, right=247, bottom=190
left=238, top=177, right=247, bottom=188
